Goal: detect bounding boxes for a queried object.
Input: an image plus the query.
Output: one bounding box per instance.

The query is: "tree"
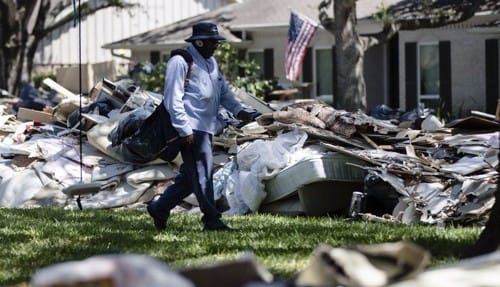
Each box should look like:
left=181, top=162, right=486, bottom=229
left=0, top=0, right=135, bottom=97
left=318, top=0, right=491, bottom=112
left=214, top=42, right=272, bottom=99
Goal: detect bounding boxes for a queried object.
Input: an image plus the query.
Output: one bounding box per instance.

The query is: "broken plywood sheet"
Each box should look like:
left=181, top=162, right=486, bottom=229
left=17, top=108, right=57, bottom=123
left=231, top=86, right=274, bottom=114
left=440, top=156, right=491, bottom=175
left=445, top=115, right=500, bottom=133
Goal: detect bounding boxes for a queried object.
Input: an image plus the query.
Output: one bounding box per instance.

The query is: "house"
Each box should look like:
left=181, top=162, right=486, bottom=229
left=103, top=0, right=500, bottom=117
left=33, top=0, right=235, bottom=93
left=392, top=1, right=500, bottom=117
left=103, top=0, right=396, bottom=104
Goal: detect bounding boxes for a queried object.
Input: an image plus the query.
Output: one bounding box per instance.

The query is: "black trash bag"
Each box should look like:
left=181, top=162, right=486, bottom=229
left=368, top=104, right=404, bottom=121
left=399, top=104, right=435, bottom=129
left=14, top=81, right=56, bottom=112
left=109, top=102, right=181, bottom=164
left=363, top=174, right=400, bottom=216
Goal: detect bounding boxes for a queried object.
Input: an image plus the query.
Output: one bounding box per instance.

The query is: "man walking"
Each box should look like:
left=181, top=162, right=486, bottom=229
left=147, top=22, right=256, bottom=231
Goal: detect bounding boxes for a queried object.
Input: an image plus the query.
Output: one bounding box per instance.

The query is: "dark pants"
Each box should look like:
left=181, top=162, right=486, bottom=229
left=150, top=130, right=220, bottom=221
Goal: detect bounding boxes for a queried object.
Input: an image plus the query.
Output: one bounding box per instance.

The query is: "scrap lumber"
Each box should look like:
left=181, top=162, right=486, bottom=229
left=42, top=78, right=80, bottom=103
left=17, top=108, right=56, bottom=123
left=231, top=86, right=274, bottom=114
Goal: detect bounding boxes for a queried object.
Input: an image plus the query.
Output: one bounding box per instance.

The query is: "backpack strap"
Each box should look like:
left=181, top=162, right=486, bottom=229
left=170, top=49, right=193, bottom=88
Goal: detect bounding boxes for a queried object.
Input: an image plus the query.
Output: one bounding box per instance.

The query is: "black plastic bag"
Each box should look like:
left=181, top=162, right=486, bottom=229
left=109, top=102, right=180, bottom=164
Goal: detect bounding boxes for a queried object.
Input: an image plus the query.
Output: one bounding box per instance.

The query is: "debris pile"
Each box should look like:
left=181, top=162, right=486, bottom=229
left=0, top=78, right=498, bottom=227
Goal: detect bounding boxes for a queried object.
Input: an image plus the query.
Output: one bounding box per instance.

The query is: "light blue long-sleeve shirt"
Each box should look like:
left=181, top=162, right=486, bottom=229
left=162, top=44, right=244, bottom=137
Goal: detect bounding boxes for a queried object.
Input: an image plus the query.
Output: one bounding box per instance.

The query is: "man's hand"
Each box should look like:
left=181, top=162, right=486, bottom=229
left=181, top=134, right=194, bottom=147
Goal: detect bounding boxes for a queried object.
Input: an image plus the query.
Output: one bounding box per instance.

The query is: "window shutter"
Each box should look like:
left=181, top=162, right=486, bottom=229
left=485, top=39, right=499, bottom=115
left=263, top=48, right=274, bottom=80
left=389, top=34, right=399, bottom=108
left=150, top=51, right=160, bottom=65
left=439, top=41, right=452, bottom=118
left=302, top=47, right=313, bottom=82
left=405, top=42, right=418, bottom=110
left=332, top=45, right=337, bottom=105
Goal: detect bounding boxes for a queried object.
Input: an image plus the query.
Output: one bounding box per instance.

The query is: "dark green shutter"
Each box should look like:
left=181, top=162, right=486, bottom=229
left=150, top=51, right=160, bottom=65
left=485, top=39, right=499, bottom=115
left=332, top=45, right=337, bottom=106
left=302, top=47, right=313, bottom=82
left=389, top=33, right=399, bottom=108
left=439, top=41, right=452, bottom=117
left=405, top=42, right=418, bottom=110
left=263, top=48, right=274, bottom=80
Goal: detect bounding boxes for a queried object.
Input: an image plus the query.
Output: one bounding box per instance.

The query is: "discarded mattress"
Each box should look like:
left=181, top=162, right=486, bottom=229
left=263, top=153, right=367, bottom=205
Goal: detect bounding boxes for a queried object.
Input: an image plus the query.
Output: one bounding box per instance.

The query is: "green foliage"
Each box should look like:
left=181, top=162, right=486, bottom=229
left=0, top=208, right=481, bottom=285
left=373, top=2, right=394, bottom=26
left=130, top=43, right=272, bottom=99
left=215, top=42, right=272, bottom=99
left=130, top=61, right=167, bottom=93
left=32, top=72, right=56, bottom=89
left=435, top=98, right=452, bottom=123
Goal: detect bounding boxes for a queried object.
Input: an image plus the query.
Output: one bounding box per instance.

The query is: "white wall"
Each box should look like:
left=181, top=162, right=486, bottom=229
left=34, top=0, right=229, bottom=65
left=398, top=27, right=500, bottom=115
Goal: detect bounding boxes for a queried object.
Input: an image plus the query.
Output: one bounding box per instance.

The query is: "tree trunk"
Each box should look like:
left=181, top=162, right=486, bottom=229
left=0, top=46, right=7, bottom=93
left=0, top=0, right=16, bottom=93
left=0, top=0, right=133, bottom=97
left=7, top=12, right=28, bottom=97
left=333, top=0, right=367, bottom=112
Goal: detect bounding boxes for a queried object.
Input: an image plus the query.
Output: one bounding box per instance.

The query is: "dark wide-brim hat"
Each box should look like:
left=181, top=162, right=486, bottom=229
left=185, top=22, right=226, bottom=42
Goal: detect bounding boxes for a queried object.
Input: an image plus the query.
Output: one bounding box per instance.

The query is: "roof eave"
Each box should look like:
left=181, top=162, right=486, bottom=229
left=103, top=39, right=250, bottom=51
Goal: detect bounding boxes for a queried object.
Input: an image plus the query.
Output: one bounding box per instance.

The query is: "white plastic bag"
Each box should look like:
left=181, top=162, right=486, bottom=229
left=224, top=169, right=250, bottom=215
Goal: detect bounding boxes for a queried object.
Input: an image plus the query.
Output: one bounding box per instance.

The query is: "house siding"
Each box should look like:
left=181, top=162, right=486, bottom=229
left=399, top=28, right=500, bottom=117
left=34, top=0, right=229, bottom=66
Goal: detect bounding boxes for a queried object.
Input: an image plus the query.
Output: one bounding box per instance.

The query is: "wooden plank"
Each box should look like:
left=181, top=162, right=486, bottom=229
left=17, top=108, right=56, bottom=123
left=42, top=78, right=79, bottom=103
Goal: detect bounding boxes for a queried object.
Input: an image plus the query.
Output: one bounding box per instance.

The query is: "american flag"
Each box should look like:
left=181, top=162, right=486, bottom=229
left=285, top=11, right=318, bottom=81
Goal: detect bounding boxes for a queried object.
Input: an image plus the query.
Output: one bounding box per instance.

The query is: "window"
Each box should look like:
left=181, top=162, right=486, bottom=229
left=248, top=50, right=265, bottom=79
left=315, top=48, right=333, bottom=97
left=418, top=43, right=440, bottom=110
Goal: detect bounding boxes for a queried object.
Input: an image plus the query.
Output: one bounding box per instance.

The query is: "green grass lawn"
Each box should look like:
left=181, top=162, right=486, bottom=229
left=0, top=207, right=482, bottom=286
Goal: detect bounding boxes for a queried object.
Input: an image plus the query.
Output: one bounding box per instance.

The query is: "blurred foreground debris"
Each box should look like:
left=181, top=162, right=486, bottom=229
left=30, top=243, right=500, bottom=287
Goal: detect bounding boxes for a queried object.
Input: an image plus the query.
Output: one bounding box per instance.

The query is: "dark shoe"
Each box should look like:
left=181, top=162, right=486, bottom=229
left=202, top=216, right=232, bottom=231
left=147, top=204, right=167, bottom=230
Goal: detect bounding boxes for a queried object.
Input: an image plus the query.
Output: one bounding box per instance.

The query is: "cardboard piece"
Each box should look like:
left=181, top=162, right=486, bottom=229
left=180, top=255, right=273, bottom=287
left=17, top=108, right=57, bottom=123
